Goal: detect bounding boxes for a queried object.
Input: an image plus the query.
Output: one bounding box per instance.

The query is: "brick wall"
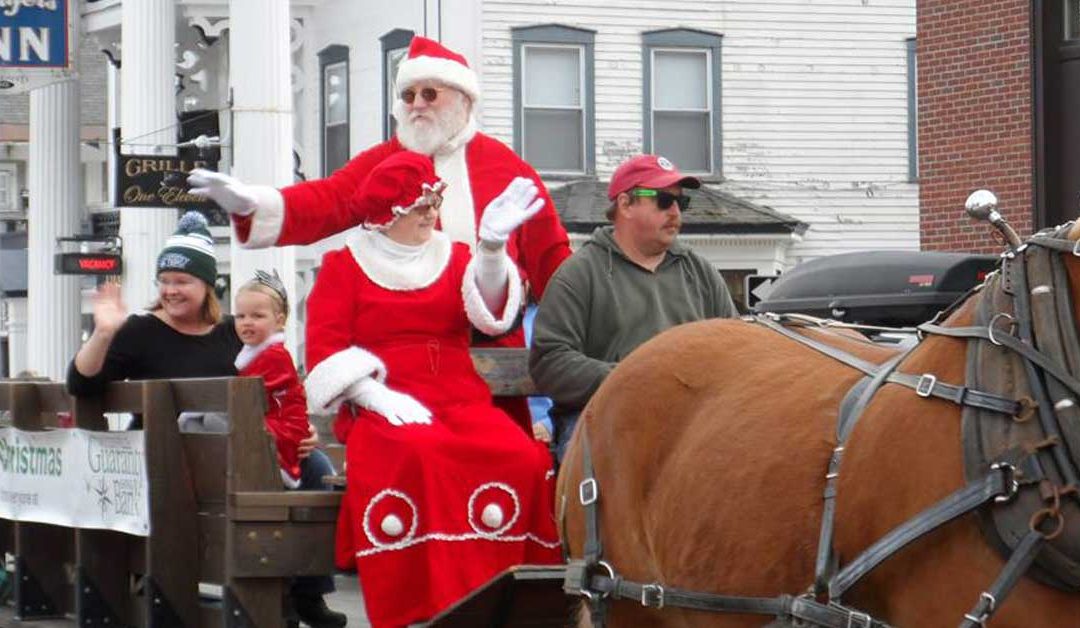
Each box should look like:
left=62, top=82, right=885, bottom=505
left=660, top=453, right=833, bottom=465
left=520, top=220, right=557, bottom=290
left=917, top=0, right=1033, bottom=252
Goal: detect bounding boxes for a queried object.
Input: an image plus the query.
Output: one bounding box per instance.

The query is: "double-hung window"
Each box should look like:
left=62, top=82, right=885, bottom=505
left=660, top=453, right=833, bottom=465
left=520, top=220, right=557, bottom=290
left=318, top=45, right=349, bottom=176
left=513, top=25, right=595, bottom=175
left=643, top=29, right=722, bottom=176
left=380, top=29, right=414, bottom=140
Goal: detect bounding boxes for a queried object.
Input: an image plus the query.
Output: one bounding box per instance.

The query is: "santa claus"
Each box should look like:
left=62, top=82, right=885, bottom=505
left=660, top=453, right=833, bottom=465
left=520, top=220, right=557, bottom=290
left=188, top=36, right=572, bottom=431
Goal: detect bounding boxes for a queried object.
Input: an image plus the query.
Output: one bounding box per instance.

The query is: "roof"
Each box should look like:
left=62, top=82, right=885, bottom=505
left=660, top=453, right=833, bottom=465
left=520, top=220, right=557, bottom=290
left=548, top=179, right=809, bottom=236
left=0, top=231, right=27, bottom=298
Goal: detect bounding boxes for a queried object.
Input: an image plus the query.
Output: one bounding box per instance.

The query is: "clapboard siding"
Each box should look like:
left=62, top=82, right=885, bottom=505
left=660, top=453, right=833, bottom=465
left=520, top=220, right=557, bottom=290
left=482, top=0, right=918, bottom=260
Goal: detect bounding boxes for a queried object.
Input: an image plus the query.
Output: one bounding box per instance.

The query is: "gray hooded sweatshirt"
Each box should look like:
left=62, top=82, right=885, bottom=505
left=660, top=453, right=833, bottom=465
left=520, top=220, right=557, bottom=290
left=529, top=226, right=737, bottom=422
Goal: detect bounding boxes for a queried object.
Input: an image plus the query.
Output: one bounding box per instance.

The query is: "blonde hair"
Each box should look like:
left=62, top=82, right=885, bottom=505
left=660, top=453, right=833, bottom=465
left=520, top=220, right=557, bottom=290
left=236, top=280, right=289, bottom=324
left=148, top=281, right=222, bottom=325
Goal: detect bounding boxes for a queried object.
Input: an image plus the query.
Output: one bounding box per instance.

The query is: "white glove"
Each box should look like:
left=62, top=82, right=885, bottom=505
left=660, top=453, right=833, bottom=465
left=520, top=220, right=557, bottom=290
left=346, top=378, right=432, bottom=426
left=478, top=177, right=546, bottom=245
left=187, top=168, right=260, bottom=216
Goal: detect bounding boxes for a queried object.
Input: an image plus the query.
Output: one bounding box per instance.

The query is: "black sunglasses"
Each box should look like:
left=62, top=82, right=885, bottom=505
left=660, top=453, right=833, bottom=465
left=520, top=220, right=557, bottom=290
left=630, top=188, right=691, bottom=211
left=400, top=86, right=445, bottom=105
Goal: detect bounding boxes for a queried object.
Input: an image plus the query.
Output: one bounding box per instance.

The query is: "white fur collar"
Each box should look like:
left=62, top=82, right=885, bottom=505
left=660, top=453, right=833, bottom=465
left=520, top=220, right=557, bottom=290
left=235, top=332, right=287, bottom=371
left=347, top=230, right=452, bottom=291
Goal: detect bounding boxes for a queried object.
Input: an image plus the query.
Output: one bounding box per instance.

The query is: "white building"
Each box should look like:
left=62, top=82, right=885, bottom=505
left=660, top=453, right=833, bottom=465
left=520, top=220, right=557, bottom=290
left=3, top=0, right=917, bottom=375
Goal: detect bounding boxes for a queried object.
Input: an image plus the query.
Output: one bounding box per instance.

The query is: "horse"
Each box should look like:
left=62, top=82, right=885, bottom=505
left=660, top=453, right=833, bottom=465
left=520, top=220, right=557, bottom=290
left=556, top=209, right=1080, bottom=627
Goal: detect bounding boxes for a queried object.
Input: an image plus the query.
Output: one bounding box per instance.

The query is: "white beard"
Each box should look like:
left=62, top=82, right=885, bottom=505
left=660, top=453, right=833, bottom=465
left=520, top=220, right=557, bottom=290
left=393, top=97, right=469, bottom=156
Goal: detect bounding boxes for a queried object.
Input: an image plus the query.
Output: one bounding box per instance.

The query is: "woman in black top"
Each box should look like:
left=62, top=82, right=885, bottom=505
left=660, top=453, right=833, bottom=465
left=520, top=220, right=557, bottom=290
left=66, top=212, right=346, bottom=628
left=68, top=212, right=240, bottom=395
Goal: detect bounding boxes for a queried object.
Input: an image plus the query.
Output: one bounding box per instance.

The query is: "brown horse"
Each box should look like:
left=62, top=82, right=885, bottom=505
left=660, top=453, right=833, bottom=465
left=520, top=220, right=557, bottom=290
left=557, top=228, right=1080, bottom=626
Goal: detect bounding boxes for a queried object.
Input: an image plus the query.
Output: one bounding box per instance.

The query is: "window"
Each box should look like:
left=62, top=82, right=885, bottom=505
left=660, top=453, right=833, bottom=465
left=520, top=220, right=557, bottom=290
left=1069, top=1, right=1080, bottom=39
left=719, top=269, right=755, bottom=315
left=513, top=24, right=596, bottom=175
left=906, top=37, right=918, bottom=181
left=0, top=163, right=16, bottom=212
left=380, top=29, right=414, bottom=140
left=643, top=29, right=722, bottom=176
left=318, top=45, right=350, bottom=176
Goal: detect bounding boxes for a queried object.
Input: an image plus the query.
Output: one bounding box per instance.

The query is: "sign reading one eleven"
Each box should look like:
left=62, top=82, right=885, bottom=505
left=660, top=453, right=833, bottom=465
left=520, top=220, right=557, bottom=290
left=0, top=0, right=76, bottom=94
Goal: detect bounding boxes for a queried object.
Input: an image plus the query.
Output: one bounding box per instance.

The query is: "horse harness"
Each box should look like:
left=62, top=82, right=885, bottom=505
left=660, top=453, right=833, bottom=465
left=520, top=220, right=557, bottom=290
left=562, top=225, right=1080, bottom=627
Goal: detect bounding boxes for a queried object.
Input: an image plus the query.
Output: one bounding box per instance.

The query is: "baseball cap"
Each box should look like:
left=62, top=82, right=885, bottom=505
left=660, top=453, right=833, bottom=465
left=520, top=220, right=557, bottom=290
left=607, top=154, right=701, bottom=200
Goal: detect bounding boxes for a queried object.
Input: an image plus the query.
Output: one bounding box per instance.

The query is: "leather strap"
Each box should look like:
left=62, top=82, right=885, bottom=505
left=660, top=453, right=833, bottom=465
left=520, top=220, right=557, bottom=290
left=585, top=574, right=891, bottom=628
left=958, top=530, right=1045, bottom=628
left=885, top=372, right=1021, bottom=416
left=829, top=466, right=1017, bottom=599
left=814, top=353, right=908, bottom=594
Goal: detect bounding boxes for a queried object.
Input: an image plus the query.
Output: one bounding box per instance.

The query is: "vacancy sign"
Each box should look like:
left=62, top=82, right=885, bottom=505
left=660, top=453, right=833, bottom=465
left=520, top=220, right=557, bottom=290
left=0, top=0, right=76, bottom=94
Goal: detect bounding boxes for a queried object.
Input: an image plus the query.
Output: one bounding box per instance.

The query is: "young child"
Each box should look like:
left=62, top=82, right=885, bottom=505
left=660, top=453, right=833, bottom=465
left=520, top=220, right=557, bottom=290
left=233, top=270, right=311, bottom=488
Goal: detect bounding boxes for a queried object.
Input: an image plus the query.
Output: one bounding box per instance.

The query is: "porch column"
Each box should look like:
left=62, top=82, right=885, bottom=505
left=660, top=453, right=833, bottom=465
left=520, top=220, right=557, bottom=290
left=26, top=78, right=82, bottom=380
left=119, top=0, right=179, bottom=312
left=228, top=0, right=299, bottom=349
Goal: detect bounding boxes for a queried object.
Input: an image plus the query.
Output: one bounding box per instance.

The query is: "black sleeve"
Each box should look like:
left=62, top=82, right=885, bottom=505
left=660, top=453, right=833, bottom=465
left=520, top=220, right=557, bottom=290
left=66, top=316, right=144, bottom=397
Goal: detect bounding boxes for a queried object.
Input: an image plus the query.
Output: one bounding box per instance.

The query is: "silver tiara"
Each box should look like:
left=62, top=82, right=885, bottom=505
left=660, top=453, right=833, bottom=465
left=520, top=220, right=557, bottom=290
left=254, top=269, right=288, bottom=312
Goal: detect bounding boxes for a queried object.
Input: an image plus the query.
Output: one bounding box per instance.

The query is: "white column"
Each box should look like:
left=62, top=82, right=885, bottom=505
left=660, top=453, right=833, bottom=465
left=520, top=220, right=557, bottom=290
left=228, top=0, right=298, bottom=349
left=6, top=298, right=28, bottom=377
left=26, top=79, right=82, bottom=381
left=120, top=0, right=178, bottom=311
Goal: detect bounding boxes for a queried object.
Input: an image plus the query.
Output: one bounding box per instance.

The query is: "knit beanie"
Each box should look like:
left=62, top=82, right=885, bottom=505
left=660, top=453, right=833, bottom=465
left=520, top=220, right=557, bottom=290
left=156, top=211, right=217, bottom=285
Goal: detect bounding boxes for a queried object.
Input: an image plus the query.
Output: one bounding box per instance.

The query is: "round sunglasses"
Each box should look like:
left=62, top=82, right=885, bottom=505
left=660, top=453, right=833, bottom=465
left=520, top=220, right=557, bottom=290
left=400, top=86, right=447, bottom=105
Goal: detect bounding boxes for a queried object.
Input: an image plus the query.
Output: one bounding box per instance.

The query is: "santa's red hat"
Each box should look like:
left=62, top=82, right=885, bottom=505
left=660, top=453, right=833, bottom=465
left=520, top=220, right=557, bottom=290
left=394, top=36, right=480, bottom=103
left=350, top=151, right=447, bottom=230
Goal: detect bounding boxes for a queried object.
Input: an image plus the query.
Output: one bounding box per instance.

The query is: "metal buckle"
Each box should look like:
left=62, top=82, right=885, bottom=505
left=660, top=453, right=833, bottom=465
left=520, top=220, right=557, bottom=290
left=915, top=374, right=937, bottom=398
left=640, top=583, right=665, bottom=609
left=579, top=478, right=598, bottom=506
left=990, top=463, right=1018, bottom=504
left=962, top=592, right=996, bottom=626
left=847, top=609, right=872, bottom=628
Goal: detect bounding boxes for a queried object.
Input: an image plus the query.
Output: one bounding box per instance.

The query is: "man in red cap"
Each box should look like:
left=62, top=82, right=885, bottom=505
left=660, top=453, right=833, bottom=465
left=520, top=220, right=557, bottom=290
left=529, top=154, right=737, bottom=462
left=188, top=36, right=571, bottom=432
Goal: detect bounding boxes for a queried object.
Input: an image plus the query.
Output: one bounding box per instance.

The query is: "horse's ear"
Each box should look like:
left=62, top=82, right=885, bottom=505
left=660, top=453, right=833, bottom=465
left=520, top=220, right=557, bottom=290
left=1069, top=221, right=1080, bottom=241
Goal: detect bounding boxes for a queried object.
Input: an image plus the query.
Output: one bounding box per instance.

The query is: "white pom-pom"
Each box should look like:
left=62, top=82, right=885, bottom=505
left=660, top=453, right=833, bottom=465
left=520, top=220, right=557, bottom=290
left=177, top=210, right=208, bottom=232
left=481, top=503, right=504, bottom=529
left=381, top=514, right=404, bottom=537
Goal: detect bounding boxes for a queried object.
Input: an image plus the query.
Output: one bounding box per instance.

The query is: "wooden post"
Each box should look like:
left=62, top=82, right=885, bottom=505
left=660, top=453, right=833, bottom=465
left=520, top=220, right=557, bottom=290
left=224, top=377, right=284, bottom=628
left=142, top=380, right=200, bottom=627
left=72, top=394, right=136, bottom=627
left=8, top=382, right=73, bottom=619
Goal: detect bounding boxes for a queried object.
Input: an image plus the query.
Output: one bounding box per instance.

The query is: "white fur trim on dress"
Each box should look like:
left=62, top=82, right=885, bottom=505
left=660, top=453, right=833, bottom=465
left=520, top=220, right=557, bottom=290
left=234, top=332, right=287, bottom=371
left=280, top=468, right=301, bottom=489
left=395, top=56, right=480, bottom=103
left=238, top=185, right=286, bottom=249
left=304, top=346, right=388, bottom=413
left=347, top=230, right=452, bottom=291
left=461, top=252, right=523, bottom=336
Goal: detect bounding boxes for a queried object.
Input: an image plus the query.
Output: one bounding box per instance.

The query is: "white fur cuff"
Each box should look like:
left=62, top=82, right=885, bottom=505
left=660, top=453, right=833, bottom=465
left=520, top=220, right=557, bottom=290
left=240, top=185, right=286, bottom=248
left=304, top=346, right=388, bottom=413
left=462, top=254, right=523, bottom=336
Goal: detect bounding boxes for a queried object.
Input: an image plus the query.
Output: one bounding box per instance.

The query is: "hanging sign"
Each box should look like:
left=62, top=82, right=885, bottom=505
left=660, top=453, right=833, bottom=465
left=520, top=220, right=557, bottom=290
left=0, top=427, right=150, bottom=537
left=0, top=0, right=77, bottom=94
left=54, top=252, right=122, bottom=275
left=114, top=154, right=221, bottom=211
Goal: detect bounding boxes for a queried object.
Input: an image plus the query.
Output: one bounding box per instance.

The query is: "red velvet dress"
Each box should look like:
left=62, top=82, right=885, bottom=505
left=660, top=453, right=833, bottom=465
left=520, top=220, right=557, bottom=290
left=305, top=239, right=560, bottom=628
left=233, top=131, right=574, bottom=432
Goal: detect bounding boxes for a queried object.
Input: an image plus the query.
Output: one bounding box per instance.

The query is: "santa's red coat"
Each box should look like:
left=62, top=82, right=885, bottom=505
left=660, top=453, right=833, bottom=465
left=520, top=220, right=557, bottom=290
left=305, top=241, right=561, bottom=628
left=237, top=341, right=310, bottom=485
left=233, top=132, right=572, bottom=429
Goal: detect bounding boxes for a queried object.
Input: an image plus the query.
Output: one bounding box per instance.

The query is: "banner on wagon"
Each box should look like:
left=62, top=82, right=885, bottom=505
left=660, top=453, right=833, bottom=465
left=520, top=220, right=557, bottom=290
left=0, top=427, right=150, bottom=536
left=0, top=0, right=77, bottom=94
